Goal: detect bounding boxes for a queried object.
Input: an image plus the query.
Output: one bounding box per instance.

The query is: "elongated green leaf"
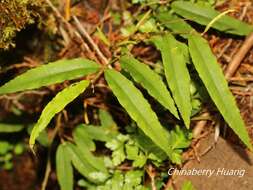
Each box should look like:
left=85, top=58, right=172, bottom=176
left=120, top=55, right=179, bottom=119
left=99, top=109, right=118, bottom=132
left=73, top=126, right=96, bottom=151
left=74, top=132, right=107, bottom=172
left=155, top=10, right=195, bottom=38
left=65, top=143, right=98, bottom=178
left=66, top=142, right=108, bottom=183
left=0, top=124, right=24, bottom=133
left=105, top=69, right=173, bottom=157
left=133, top=130, right=168, bottom=161
left=171, top=1, right=253, bottom=36
left=152, top=34, right=192, bottom=127
left=29, top=80, right=90, bottom=148
left=27, top=125, right=49, bottom=147
left=188, top=34, right=252, bottom=150
left=56, top=143, right=73, bottom=190
left=0, top=58, right=99, bottom=95
left=75, top=124, right=113, bottom=142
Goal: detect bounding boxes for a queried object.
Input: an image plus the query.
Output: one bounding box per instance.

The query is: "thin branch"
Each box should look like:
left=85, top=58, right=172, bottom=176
left=41, top=114, right=62, bottom=190
left=73, top=16, right=109, bottom=65
left=192, top=112, right=210, bottom=138
left=225, top=32, right=253, bottom=79
left=45, top=0, right=94, bottom=57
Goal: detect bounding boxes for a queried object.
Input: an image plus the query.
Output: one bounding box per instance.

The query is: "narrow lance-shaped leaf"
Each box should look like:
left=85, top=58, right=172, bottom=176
left=0, top=58, right=99, bottom=95
left=188, top=34, right=252, bottom=150
left=29, top=80, right=90, bottom=148
left=155, top=10, right=195, bottom=38
left=65, top=142, right=108, bottom=183
left=120, top=55, right=179, bottom=119
left=75, top=124, right=113, bottom=142
left=73, top=125, right=96, bottom=151
left=56, top=143, right=73, bottom=190
left=0, top=124, right=24, bottom=133
left=171, top=1, right=253, bottom=36
left=105, top=69, right=173, bottom=157
left=65, top=143, right=98, bottom=179
left=73, top=129, right=107, bottom=173
left=99, top=109, right=118, bottom=133
left=152, top=34, right=192, bottom=128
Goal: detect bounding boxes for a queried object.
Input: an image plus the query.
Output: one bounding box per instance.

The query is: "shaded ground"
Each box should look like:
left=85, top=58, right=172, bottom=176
left=173, top=133, right=253, bottom=190
left=0, top=153, right=38, bottom=190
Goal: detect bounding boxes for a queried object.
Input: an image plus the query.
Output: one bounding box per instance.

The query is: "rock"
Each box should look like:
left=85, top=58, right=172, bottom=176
left=172, top=134, right=253, bottom=190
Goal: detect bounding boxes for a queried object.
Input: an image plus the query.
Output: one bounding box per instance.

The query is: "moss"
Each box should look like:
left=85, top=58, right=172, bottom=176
left=0, top=0, right=44, bottom=49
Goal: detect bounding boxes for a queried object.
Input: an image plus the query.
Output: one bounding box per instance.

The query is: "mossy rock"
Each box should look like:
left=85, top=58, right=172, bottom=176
left=0, top=0, right=44, bottom=49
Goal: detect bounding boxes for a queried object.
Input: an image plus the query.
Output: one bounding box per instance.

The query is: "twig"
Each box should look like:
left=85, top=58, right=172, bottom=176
left=192, top=112, right=210, bottom=138
left=41, top=156, right=51, bottom=190
left=45, top=0, right=94, bottom=57
left=45, top=0, right=73, bottom=35
left=41, top=114, right=62, bottom=190
left=73, top=16, right=109, bottom=65
left=229, top=76, right=253, bottom=82
left=225, top=32, right=253, bottom=79
left=65, top=0, right=71, bottom=21
left=133, top=9, right=152, bottom=35
left=146, top=165, right=157, bottom=190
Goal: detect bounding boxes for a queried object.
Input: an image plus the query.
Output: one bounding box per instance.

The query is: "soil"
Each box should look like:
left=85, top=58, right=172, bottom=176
left=173, top=133, right=253, bottom=190
left=0, top=153, right=38, bottom=190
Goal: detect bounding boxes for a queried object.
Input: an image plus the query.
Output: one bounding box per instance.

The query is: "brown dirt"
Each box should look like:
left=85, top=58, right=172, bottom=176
left=0, top=153, right=37, bottom=190
left=172, top=133, right=253, bottom=190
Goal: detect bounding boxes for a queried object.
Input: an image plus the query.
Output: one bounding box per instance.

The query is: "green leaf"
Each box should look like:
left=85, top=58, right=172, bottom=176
left=0, top=141, right=12, bottom=155
left=155, top=10, right=194, bottom=38
left=169, top=126, right=192, bottom=150
left=75, top=139, right=107, bottom=173
left=177, top=41, right=191, bottom=64
left=120, top=55, right=179, bottom=119
left=169, top=126, right=192, bottom=164
left=65, top=143, right=98, bottom=179
left=99, top=109, right=118, bottom=133
left=171, top=1, right=253, bottom=36
left=152, top=34, right=192, bottom=127
left=80, top=170, right=146, bottom=190
left=56, top=143, right=73, bottom=190
left=0, top=123, right=24, bottom=133
left=139, top=18, right=159, bottom=33
left=29, top=80, right=90, bottom=148
left=133, top=130, right=167, bottom=161
left=188, top=34, right=252, bottom=150
left=73, top=126, right=108, bottom=172
left=123, top=170, right=144, bottom=189
left=105, top=69, right=173, bottom=157
left=73, top=125, right=96, bottom=151
left=14, top=143, right=24, bottom=155
left=76, top=124, right=114, bottom=142
left=105, top=134, right=129, bottom=166
left=111, top=145, right=126, bottom=166
left=0, top=58, right=99, bottom=95
left=125, top=142, right=147, bottom=167
left=27, top=125, right=49, bottom=147
left=66, top=142, right=108, bottom=183
left=182, top=180, right=196, bottom=190
left=95, top=27, right=110, bottom=46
